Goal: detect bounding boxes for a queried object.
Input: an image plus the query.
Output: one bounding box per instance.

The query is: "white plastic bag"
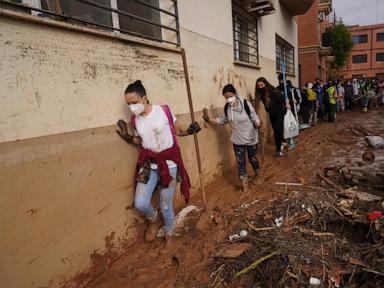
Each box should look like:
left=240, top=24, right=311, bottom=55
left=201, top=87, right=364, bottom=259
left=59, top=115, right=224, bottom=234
left=365, top=136, right=384, bottom=148
left=284, top=110, right=299, bottom=139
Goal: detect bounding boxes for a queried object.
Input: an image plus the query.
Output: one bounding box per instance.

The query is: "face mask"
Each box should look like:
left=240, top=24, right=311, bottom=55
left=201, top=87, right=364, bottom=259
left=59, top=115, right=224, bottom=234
left=257, top=87, right=266, bottom=96
left=130, top=103, right=145, bottom=115
left=129, top=97, right=146, bottom=116
left=226, top=96, right=236, bottom=104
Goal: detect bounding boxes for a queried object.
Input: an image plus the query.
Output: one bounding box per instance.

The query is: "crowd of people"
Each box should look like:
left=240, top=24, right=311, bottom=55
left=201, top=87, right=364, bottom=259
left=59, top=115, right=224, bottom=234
left=296, top=77, right=384, bottom=126
left=114, top=76, right=383, bottom=245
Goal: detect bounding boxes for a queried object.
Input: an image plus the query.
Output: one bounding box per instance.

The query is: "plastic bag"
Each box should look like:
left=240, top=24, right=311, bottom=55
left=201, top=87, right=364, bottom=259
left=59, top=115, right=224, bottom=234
left=365, top=136, right=384, bottom=148
left=284, top=110, right=299, bottom=139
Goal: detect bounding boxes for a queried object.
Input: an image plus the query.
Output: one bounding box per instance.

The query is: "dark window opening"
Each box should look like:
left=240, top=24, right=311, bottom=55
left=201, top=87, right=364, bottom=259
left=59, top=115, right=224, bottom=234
left=376, top=53, right=384, bottom=62
left=377, top=32, right=384, bottom=42
left=352, top=34, right=368, bottom=44
left=117, top=0, right=161, bottom=40
left=352, top=54, right=368, bottom=63
left=42, top=0, right=113, bottom=27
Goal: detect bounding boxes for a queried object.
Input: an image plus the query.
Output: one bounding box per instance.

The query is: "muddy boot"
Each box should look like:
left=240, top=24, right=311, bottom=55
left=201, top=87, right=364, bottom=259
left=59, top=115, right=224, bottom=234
left=164, top=234, right=176, bottom=249
left=274, top=151, right=283, bottom=158
left=240, top=175, right=249, bottom=192
left=247, top=170, right=258, bottom=186
left=145, top=210, right=162, bottom=242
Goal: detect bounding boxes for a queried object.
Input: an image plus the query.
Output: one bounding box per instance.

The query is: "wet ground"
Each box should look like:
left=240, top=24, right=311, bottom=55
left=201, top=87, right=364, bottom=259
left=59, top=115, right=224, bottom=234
left=85, top=108, right=384, bottom=288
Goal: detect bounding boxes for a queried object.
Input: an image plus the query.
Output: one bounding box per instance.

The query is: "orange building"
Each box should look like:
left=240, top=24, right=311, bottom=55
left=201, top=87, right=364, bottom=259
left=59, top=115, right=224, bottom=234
left=343, top=24, right=384, bottom=79
left=297, top=0, right=334, bottom=87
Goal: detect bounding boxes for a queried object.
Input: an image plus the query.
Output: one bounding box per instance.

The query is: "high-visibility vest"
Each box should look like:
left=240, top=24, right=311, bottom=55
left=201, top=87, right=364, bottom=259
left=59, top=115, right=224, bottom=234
left=307, top=88, right=317, bottom=101
left=327, top=86, right=336, bottom=104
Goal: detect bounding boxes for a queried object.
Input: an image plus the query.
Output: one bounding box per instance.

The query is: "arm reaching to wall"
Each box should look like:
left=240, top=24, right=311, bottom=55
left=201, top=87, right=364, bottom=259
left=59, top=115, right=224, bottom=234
left=202, top=108, right=227, bottom=125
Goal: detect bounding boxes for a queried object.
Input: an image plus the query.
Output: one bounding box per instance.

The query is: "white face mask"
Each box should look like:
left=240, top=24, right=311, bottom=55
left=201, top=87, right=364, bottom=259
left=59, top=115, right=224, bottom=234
left=226, top=96, right=236, bottom=104
left=129, top=98, right=145, bottom=116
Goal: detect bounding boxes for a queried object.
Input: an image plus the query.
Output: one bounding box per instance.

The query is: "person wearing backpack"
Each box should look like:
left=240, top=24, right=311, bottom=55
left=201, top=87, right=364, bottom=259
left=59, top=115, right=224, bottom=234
left=202, top=84, right=261, bottom=191
left=306, top=82, right=318, bottom=125
left=116, top=80, right=201, bottom=244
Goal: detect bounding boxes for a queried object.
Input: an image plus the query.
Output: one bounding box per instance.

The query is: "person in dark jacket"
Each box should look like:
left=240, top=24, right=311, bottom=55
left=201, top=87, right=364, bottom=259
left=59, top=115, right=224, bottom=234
left=300, top=83, right=311, bottom=124
left=255, top=77, right=287, bottom=158
left=278, top=75, right=300, bottom=150
left=344, top=81, right=354, bottom=110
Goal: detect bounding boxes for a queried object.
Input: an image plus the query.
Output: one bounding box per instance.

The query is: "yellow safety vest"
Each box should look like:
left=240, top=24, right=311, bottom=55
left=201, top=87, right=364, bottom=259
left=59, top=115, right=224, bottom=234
left=307, top=88, right=317, bottom=101
left=327, top=87, right=336, bottom=105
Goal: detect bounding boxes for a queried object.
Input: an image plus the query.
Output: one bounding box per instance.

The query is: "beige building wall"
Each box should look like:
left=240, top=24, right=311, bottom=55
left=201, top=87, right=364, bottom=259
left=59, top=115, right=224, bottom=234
left=0, top=1, right=298, bottom=287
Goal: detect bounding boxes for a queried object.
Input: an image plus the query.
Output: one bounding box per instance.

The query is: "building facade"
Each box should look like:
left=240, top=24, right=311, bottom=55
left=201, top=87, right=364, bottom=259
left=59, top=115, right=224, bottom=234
left=297, top=0, right=333, bottom=87
left=0, top=1, right=312, bottom=287
left=343, top=23, right=384, bottom=80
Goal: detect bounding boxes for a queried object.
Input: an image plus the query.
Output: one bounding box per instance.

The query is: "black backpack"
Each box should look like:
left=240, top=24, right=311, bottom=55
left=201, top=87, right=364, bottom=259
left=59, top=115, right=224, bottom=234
left=224, top=98, right=258, bottom=129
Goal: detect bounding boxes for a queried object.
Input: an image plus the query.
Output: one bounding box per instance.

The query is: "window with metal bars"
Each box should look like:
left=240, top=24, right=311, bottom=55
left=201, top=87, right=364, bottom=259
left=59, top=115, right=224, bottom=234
left=1, top=0, right=180, bottom=46
left=232, top=7, right=258, bottom=65
left=276, top=34, right=295, bottom=75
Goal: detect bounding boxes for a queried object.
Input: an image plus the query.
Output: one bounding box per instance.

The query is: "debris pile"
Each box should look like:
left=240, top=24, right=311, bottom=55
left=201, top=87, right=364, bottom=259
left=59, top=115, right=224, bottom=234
left=210, top=182, right=384, bottom=287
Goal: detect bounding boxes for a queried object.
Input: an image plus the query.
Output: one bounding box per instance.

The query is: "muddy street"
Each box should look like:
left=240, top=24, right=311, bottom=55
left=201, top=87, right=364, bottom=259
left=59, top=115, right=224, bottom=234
left=82, top=109, right=384, bottom=288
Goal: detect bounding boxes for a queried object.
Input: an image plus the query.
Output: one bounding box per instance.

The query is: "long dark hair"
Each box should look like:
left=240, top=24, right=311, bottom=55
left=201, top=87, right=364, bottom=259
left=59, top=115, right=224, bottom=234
left=255, top=77, right=276, bottom=108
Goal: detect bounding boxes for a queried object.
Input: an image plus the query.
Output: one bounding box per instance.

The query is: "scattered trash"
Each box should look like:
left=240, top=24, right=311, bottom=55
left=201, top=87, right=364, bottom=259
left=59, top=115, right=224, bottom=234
left=228, top=233, right=240, bottom=241
left=365, top=136, right=384, bottom=148
left=158, top=205, right=202, bottom=237
left=367, top=211, right=383, bottom=221
left=215, top=243, right=254, bottom=258
left=275, top=182, right=303, bottom=186
left=309, top=277, right=321, bottom=285
left=229, top=230, right=248, bottom=241
left=211, top=179, right=384, bottom=287
left=274, top=216, right=284, bottom=227
left=362, top=151, right=375, bottom=162
left=240, top=199, right=260, bottom=209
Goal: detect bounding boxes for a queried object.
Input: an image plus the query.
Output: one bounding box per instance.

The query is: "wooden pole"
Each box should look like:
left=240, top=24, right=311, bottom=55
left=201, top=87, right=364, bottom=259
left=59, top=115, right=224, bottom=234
left=180, top=48, right=207, bottom=210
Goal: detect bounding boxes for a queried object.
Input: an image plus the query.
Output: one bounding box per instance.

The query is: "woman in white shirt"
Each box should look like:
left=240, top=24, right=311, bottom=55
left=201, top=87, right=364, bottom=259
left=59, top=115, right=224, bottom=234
left=116, top=80, right=201, bottom=242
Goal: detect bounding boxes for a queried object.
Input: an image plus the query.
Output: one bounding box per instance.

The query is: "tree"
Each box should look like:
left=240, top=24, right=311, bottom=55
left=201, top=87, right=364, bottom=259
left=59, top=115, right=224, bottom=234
left=331, top=22, right=353, bottom=69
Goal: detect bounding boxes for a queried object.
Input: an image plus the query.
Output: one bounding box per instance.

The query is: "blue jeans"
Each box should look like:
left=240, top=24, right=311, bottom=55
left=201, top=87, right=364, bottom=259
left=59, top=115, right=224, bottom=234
left=134, top=166, right=178, bottom=234
left=233, top=144, right=259, bottom=177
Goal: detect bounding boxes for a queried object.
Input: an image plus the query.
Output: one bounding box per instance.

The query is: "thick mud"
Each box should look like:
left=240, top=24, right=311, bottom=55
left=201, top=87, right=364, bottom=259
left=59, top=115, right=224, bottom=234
left=84, top=109, right=384, bottom=288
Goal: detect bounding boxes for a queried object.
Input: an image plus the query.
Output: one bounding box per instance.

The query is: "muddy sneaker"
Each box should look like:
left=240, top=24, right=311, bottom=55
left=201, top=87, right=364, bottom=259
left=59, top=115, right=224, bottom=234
left=240, top=176, right=249, bottom=192
left=363, top=107, right=368, bottom=113
left=288, top=143, right=296, bottom=150
left=281, top=142, right=288, bottom=152
left=274, top=151, right=283, bottom=158
left=145, top=211, right=162, bottom=242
